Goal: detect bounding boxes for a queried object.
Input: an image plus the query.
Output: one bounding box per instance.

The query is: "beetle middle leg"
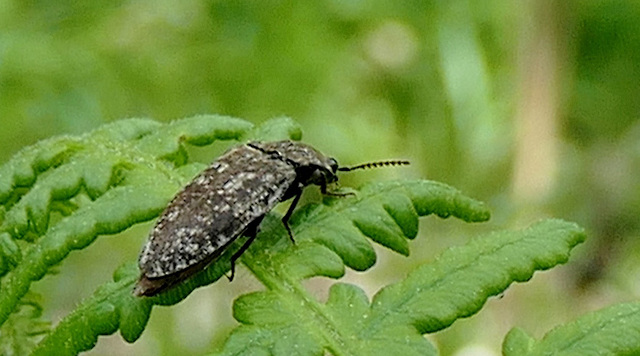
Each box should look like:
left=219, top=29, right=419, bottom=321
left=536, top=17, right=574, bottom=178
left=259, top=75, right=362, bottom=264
left=227, top=215, right=264, bottom=281
left=281, top=191, right=302, bottom=244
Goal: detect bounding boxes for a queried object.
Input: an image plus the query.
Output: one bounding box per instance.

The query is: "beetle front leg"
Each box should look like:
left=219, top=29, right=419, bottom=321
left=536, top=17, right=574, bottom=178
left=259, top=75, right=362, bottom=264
left=321, top=183, right=356, bottom=197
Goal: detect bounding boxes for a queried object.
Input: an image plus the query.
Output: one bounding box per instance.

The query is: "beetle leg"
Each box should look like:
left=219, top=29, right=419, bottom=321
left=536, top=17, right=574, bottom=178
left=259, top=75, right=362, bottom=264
left=226, top=216, right=263, bottom=281
left=226, top=234, right=258, bottom=281
left=322, top=183, right=356, bottom=197
left=281, top=190, right=302, bottom=244
left=325, top=190, right=355, bottom=197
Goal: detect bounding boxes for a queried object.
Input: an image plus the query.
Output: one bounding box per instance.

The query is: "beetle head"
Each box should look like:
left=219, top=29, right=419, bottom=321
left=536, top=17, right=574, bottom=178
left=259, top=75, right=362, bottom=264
left=303, top=157, right=339, bottom=187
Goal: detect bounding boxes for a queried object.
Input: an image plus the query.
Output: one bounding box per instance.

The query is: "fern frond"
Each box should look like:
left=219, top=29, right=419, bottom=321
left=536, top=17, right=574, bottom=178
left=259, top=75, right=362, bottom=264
left=0, top=115, right=264, bottom=330
left=215, top=219, right=584, bottom=356
left=33, top=176, right=491, bottom=355
left=503, top=302, right=640, bottom=355
left=0, top=292, right=49, bottom=356
left=1, top=115, right=591, bottom=355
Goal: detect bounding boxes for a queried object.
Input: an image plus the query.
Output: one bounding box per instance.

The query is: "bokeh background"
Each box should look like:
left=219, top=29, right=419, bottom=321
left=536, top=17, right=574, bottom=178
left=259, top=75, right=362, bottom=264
left=1, top=1, right=640, bottom=355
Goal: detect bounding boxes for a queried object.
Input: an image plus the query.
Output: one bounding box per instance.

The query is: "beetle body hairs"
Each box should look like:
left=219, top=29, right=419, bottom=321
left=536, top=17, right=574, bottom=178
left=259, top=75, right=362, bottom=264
left=134, top=140, right=409, bottom=297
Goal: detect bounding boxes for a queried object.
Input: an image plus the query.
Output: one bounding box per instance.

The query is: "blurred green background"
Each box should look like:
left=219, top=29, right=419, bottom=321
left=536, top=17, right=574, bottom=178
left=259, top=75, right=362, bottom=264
left=2, top=0, right=640, bottom=355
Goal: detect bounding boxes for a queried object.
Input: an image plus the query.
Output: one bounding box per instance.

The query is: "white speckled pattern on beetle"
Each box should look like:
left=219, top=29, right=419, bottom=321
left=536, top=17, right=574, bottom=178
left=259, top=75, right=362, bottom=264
left=135, top=140, right=340, bottom=296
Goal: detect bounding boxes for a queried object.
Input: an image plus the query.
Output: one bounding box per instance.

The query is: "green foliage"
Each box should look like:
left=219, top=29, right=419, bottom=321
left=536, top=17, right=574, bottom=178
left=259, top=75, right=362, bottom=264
left=5, top=115, right=629, bottom=356
left=504, top=302, right=640, bottom=355
left=29, top=165, right=493, bottom=354
left=1, top=2, right=640, bottom=354
left=0, top=115, right=261, bottom=353
left=0, top=293, right=49, bottom=356
left=213, top=219, right=584, bottom=356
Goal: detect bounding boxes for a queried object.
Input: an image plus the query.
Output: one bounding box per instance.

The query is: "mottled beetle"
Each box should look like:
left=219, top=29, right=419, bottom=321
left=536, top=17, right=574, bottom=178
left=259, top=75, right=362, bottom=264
left=134, top=140, right=408, bottom=296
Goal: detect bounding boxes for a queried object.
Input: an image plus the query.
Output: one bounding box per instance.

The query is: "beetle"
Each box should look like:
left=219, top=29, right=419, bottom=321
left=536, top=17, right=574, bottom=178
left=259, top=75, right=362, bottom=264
left=134, top=140, right=408, bottom=296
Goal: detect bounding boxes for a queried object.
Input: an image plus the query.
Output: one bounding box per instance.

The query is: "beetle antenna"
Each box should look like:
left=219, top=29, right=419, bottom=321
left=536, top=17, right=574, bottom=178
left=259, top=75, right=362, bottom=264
left=338, top=160, right=410, bottom=172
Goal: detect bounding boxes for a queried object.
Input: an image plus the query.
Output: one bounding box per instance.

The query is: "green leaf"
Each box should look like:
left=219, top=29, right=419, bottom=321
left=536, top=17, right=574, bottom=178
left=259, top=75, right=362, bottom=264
left=241, top=116, right=303, bottom=142
left=1, top=114, right=588, bottom=356
left=33, top=175, right=490, bottom=355
left=0, top=115, right=268, bottom=355
left=503, top=302, right=640, bottom=355
left=30, top=263, right=151, bottom=355
left=212, top=219, right=584, bottom=356
left=23, top=117, right=303, bottom=355
left=0, top=293, right=49, bottom=356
